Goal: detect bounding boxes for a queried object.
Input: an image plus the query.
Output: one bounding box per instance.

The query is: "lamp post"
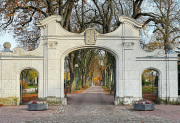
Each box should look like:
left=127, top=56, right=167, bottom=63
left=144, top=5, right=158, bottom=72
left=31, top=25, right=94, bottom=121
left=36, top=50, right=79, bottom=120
left=75, top=64, right=78, bottom=90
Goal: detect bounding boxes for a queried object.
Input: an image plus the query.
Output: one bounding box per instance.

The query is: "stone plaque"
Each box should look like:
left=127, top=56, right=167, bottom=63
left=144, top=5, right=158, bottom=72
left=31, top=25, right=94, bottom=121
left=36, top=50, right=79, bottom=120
left=85, top=29, right=97, bottom=45
left=46, top=41, right=58, bottom=49
left=122, top=42, right=135, bottom=50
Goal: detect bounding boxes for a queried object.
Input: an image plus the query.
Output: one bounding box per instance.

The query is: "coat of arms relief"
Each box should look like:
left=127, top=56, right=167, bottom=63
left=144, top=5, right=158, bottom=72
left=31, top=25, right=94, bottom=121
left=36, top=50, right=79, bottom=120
left=85, top=29, right=97, bottom=45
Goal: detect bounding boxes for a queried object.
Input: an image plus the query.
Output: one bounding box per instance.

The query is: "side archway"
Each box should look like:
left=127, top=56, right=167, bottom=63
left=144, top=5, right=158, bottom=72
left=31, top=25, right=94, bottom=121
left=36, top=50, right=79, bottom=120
left=140, top=67, right=161, bottom=103
left=18, top=67, right=39, bottom=104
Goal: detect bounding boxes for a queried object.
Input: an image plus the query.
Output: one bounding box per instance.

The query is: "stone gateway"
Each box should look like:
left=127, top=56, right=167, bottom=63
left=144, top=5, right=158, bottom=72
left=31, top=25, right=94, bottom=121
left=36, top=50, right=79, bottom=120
left=0, top=15, right=178, bottom=105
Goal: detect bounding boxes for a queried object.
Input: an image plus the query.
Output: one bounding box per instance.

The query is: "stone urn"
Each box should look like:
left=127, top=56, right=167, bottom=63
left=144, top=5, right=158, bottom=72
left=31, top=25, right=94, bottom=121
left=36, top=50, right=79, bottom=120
left=28, top=101, right=48, bottom=111
left=134, top=100, right=154, bottom=111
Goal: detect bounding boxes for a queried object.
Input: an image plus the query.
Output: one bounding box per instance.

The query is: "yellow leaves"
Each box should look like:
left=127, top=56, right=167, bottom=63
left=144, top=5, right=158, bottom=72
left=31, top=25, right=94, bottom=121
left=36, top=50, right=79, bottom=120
left=64, top=72, right=70, bottom=81
left=93, top=75, right=102, bottom=82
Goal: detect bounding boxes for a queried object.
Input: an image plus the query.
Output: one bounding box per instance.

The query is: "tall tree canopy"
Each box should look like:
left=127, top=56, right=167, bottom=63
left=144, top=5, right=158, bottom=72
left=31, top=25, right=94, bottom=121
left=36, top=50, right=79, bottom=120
left=1, top=0, right=169, bottom=49
left=0, top=0, right=76, bottom=50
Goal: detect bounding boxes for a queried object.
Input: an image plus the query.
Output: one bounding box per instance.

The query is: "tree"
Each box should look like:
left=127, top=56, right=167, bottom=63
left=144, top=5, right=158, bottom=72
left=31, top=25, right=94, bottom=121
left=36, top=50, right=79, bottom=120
left=0, top=0, right=77, bottom=50
left=21, top=69, right=38, bottom=83
left=140, top=0, right=180, bottom=50
left=2, top=0, right=178, bottom=93
left=142, top=40, right=164, bottom=52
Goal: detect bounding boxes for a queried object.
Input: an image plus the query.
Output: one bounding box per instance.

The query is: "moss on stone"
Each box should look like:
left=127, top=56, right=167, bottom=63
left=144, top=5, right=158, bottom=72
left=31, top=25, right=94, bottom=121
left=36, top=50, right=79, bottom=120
left=157, top=97, right=180, bottom=105
left=0, top=97, right=20, bottom=105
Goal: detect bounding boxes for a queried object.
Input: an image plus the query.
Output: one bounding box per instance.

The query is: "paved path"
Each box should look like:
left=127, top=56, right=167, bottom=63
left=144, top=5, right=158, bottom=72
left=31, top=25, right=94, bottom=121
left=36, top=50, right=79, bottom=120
left=67, top=86, right=114, bottom=105
left=0, top=105, right=59, bottom=123
left=124, top=104, right=180, bottom=121
left=30, top=86, right=179, bottom=123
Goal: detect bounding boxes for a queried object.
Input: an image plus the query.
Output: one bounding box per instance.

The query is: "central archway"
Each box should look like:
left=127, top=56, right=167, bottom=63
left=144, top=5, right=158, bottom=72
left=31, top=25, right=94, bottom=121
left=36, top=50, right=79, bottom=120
left=61, top=46, right=119, bottom=105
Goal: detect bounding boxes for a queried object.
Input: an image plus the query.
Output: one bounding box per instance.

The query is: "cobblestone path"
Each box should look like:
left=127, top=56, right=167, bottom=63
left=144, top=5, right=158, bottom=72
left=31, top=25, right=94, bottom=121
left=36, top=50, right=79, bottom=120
left=29, top=86, right=179, bottom=123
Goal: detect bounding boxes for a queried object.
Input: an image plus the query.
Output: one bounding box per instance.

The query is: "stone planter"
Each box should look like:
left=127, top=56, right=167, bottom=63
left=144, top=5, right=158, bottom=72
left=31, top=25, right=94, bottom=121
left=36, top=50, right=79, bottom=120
left=28, top=102, right=48, bottom=111
left=134, top=103, right=154, bottom=111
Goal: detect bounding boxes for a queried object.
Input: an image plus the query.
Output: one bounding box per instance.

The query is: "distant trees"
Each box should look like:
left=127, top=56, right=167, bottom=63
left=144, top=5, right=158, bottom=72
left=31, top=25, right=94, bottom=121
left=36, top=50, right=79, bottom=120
left=68, top=49, right=100, bottom=91
left=142, top=69, right=158, bottom=86
left=0, top=0, right=77, bottom=50
left=20, top=69, right=38, bottom=84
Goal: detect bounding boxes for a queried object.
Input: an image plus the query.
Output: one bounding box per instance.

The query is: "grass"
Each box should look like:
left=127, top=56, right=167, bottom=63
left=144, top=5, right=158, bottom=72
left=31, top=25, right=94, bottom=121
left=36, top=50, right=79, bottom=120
left=101, top=86, right=110, bottom=91
left=101, top=86, right=114, bottom=95
left=142, top=86, right=157, bottom=93
left=27, top=85, right=36, bottom=89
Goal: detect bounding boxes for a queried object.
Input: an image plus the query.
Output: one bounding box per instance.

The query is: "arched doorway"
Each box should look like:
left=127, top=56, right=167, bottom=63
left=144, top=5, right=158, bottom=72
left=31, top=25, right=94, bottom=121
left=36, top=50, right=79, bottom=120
left=142, top=69, right=159, bottom=103
left=20, top=69, right=39, bottom=104
left=63, top=48, right=116, bottom=105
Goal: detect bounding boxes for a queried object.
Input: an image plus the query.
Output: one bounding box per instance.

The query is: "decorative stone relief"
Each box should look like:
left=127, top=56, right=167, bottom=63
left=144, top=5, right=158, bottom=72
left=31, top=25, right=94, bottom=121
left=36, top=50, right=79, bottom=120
left=46, top=41, right=58, bottom=49
left=13, top=49, right=21, bottom=55
left=85, top=29, right=97, bottom=45
left=122, top=42, right=135, bottom=49
left=158, top=50, right=165, bottom=56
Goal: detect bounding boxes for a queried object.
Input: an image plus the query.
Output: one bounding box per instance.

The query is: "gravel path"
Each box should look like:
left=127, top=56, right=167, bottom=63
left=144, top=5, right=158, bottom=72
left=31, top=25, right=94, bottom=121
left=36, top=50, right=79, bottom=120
left=29, top=86, right=180, bottom=123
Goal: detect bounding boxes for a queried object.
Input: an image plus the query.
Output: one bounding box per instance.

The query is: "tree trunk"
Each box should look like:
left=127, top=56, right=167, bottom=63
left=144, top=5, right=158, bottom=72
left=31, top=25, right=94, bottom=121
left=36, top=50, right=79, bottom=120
left=68, top=53, right=75, bottom=92
left=81, top=69, right=84, bottom=88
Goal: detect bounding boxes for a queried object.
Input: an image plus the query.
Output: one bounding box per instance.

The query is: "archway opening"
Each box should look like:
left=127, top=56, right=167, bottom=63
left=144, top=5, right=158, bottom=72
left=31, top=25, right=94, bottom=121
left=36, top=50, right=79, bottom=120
left=142, top=69, right=159, bottom=103
left=64, top=48, right=116, bottom=105
left=20, top=69, right=39, bottom=104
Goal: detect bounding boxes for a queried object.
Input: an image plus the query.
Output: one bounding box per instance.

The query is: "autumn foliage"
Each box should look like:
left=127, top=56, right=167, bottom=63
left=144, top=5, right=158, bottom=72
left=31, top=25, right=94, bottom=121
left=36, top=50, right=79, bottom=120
left=22, top=94, right=38, bottom=104
left=20, top=80, right=28, bottom=89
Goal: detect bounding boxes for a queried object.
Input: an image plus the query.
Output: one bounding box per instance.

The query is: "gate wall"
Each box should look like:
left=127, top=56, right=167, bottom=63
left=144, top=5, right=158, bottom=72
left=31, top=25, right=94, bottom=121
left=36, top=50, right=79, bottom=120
left=0, top=15, right=178, bottom=105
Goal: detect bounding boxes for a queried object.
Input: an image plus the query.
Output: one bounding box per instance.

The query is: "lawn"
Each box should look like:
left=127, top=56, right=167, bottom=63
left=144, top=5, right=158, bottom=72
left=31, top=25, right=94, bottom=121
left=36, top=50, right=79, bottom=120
left=27, top=85, right=36, bottom=89
left=142, top=86, right=157, bottom=93
left=101, top=86, right=109, bottom=91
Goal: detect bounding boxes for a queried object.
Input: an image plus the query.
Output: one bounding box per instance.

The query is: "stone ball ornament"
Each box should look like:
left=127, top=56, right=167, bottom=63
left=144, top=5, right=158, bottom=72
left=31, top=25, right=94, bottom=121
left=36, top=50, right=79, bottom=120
left=166, top=43, right=174, bottom=50
left=3, top=42, right=11, bottom=49
left=2, top=42, right=11, bottom=52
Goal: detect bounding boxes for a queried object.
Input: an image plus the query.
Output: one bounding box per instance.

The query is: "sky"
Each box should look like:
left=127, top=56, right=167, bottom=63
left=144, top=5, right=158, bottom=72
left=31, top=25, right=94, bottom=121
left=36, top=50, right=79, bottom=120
left=0, top=33, right=17, bottom=50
